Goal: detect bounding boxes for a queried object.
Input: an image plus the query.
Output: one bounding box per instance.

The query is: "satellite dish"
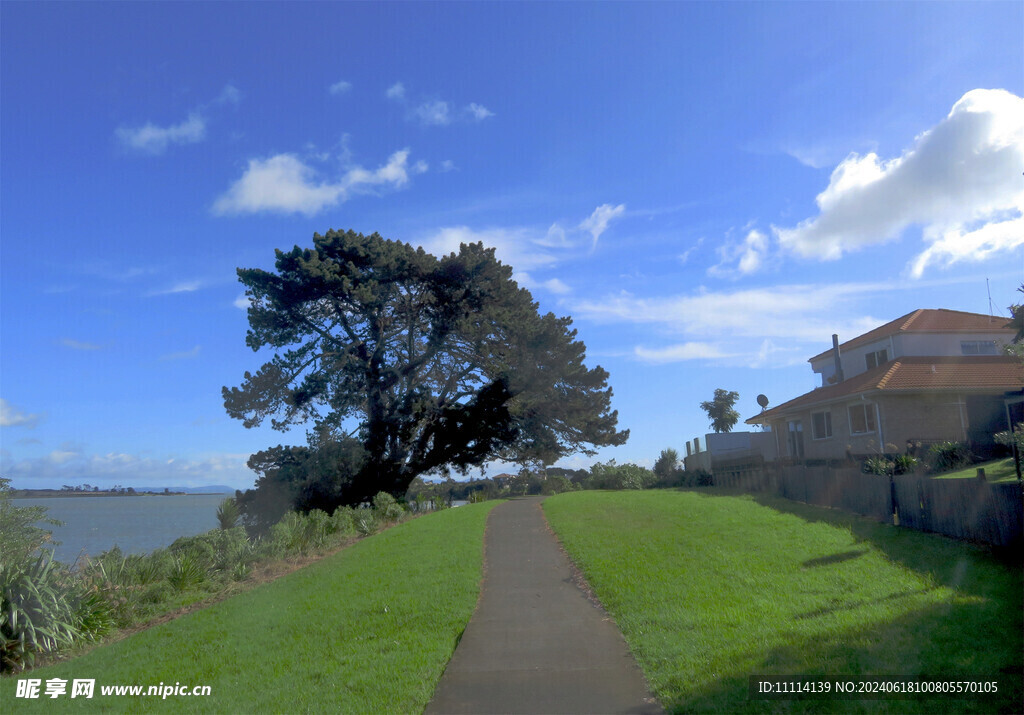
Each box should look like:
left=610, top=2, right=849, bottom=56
left=756, top=394, right=769, bottom=408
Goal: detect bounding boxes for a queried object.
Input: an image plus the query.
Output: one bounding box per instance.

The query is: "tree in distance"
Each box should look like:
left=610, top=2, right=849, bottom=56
left=700, top=389, right=740, bottom=434
left=224, top=229, right=628, bottom=515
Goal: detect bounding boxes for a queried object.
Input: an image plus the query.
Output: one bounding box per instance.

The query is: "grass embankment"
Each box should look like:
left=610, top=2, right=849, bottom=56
left=2, top=502, right=498, bottom=713
left=544, top=490, right=1022, bottom=713
left=932, top=457, right=1019, bottom=483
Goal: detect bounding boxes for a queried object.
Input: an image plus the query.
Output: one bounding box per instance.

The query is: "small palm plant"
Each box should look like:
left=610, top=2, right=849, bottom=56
left=216, top=497, right=240, bottom=530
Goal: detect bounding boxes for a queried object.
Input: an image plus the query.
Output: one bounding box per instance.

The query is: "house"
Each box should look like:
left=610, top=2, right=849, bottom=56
left=746, top=309, right=1023, bottom=463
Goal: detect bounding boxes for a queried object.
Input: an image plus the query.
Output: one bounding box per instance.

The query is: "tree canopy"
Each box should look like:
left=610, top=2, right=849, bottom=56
left=224, top=229, right=628, bottom=512
left=699, top=389, right=740, bottom=434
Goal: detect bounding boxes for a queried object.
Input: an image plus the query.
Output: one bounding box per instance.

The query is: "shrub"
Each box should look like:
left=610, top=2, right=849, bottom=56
left=1, top=550, right=82, bottom=672
left=216, top=497, right=241, bottom=530
left=927, top=441, right=973, bottom=473
left=372, top=492, right=405, bottom=522
left=330, top=507, right=356, bottom=536
left=587, top=461, right=656, bottom=490
left=863, top=456, right=894, bottom=476
left=892, top=454, right=919, bottom=475
left=355, top=511, right=378, bottom=536
left=167, top=553, right=206, bottom=591
left=541, top=475, right=575, bottom=496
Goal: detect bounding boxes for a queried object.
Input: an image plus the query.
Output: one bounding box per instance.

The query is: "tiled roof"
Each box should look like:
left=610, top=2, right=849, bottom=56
left=747, top=356, right=1023, bottom=424
left=807, top=309, right=1014, bottom=363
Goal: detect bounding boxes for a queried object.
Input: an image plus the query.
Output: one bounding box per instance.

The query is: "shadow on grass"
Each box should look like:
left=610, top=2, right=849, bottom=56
left=745, top=493, right=1023, bottom=604
left=666, top=601, right=1023, bottom=714
left=802, top=549, right=868, bottom=568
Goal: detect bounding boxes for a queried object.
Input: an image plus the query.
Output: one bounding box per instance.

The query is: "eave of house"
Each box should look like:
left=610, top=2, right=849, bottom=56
left=747, top=356, right=1024, bottom=425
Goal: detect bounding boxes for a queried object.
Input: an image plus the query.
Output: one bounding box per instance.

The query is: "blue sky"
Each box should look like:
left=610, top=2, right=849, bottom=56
left=2, top=2, right=1022, bottom=490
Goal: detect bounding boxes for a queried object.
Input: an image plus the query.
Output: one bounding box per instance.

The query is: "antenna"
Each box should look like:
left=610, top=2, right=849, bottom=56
left=987, top=278, right=994, bottom=317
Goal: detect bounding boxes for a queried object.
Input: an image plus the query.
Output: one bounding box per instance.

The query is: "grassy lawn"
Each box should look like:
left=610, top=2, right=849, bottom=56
left=544, top=490, right=1022, bottom=713
left=932, top=457, right=1020, bottom=483
left=1, top=502, right=498, bottom=713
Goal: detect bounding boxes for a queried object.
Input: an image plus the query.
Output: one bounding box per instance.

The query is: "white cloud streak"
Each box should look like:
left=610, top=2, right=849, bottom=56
left=116, top=84, right=241, bottom=155
left=212, top=149, right=426, bottom=216
left=1, top=399, right=41, bottom=428
left=579, top=204, right=626, bottom=249
left=634, top=342, right=733, bottom=364
left=0, top=450, right=254, bottom=490
left=329, top=80, right=352, bottom=95
left=160, top=346, right=201, bottom=361
left=117, top=112, right=206, bottom=154
left=60, top=338, right=102, bottom=351
left=417, top=204, right=626, bottom=276
left=386, top=82, right=406, bottom=100
left=774, top=88, right=1024, bottom=276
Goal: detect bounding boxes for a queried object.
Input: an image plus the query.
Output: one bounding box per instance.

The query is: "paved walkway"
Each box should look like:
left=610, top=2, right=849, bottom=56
left=426, top=497, right=661, bottom=715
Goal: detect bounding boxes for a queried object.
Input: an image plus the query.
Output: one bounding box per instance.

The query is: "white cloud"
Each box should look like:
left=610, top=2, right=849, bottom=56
left=542, top=278, right=571, bottom=295
left=233, top=293, right=251, bottom=309
left=212, top=149, right=425, bottom=216
left=1, top=399, right=41, bottom=428
left=579, top=204, right=626, bottom=248
left=572, top=282, right=891, bottom=345
left=0, top=450, right=254, bottom=490
left=60, top=338, right=102, bottom=351
left=116, top=84, right=240, bottom=154
left=421, top=226, right=557, bottom=271
left=708, top=229, right=771, bottom=277
left=386, top=82, right=406, bottom=100
left=466, top=103, right=495, bottom=121
left=678, top=237, right=705, bottom=265
left=514, top=272, right=572, bottom=295
left=775, top=88, right=1024, bottom=275
left=215, top=84, right=242, bottom=106
left=117, top=112, right=206, bottom=154
left=160, top=345, right=201, bottom=361
left=329, top=80, right=352, bottom=95
left=909, top=216, right=1024, bottom=278
left=414, top=100, right=451, bottom=126
left=149, top=280, right=202, bottom=296
left=439, top=159, right=456, bottom=172
left=418, top=203, right=626, bottom=281
left=634, top=342, right=733, bottom=364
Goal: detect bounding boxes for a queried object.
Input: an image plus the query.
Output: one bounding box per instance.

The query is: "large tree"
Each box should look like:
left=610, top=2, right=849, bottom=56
left=224, top=229, right=628, bottom=509
left=699, top=388, right=740, bottom=434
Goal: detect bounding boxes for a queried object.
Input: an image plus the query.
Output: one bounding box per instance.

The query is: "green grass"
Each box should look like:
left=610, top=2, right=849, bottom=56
left=544, top=490, right=1022, bottom=713
left=1, top=502, right=498, bottom=713
left=932, top=457, right=1020, bottom=483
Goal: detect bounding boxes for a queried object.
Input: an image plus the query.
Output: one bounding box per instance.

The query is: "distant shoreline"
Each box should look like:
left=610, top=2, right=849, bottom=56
left=11, top=490, right=230, bottom=499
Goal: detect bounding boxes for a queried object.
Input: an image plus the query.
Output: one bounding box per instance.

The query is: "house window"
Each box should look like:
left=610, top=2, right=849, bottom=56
left=865, top=349, right=888, bottom=369
left=787, top=420, right=804, bottom=458
left=961, top=340, right=997, bottom=355
left=848, top=403, right=877, bottom=435
left=811, top=410, right=832, bottom=440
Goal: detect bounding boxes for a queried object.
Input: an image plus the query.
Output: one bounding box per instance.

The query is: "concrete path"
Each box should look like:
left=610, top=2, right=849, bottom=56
left=426, top=497, right=661, bottom=715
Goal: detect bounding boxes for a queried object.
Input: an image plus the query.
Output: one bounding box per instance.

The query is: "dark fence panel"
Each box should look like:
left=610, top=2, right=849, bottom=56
left=709, top=459, right=1022, bottom=547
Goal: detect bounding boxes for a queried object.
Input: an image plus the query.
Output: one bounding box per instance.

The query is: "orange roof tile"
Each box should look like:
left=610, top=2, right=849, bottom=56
left=748, top=356, right=1023, bottom=424
left=807, top=309, right=1014, bottom=363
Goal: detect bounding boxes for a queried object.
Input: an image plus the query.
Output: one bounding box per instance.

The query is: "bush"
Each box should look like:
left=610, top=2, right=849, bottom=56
left=587, top=461, right=656, bottom=490
left=355, top=511, right=378, bottom=536
left=330, top=507, right=356, bottom=536
left=862, top=456, right=894, bottom=475
left=927, top=441, right=973, bottom=473
left=216, top=497, right=240, bottom=530
left=1, top=550, right=82, bottom=672
left=892, top=454, right=919, bottom=475
left=167, top=553, right=206, bottom=591
left=372, top=492, right=405, bottom=522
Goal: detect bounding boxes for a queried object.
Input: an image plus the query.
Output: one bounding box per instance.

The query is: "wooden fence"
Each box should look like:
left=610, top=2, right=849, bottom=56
left=709, top=457, right=1023, bottom=547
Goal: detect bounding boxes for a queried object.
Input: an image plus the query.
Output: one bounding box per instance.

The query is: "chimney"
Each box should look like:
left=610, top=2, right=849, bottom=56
left=832, top=334, right=844, bottom=383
